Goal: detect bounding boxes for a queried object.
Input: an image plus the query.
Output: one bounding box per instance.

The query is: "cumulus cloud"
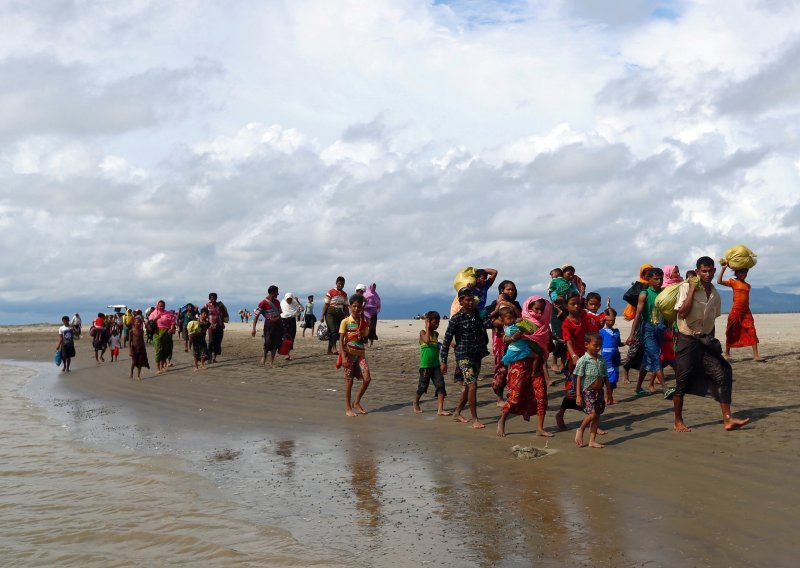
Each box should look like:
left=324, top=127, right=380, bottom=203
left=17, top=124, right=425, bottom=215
left=2, top=0, right=800, bottom=320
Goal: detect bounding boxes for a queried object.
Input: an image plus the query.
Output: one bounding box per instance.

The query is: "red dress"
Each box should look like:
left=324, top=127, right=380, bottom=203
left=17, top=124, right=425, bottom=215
left=724, top=279, right=759, bottom=348
left=503, top=358, right=548, bottom=419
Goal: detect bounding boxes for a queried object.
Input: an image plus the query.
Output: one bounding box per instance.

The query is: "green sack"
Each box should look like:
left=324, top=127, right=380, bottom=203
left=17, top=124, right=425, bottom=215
left=655, top=277, right=702, bottom=321
left=720, top=244, right=757, bottom=270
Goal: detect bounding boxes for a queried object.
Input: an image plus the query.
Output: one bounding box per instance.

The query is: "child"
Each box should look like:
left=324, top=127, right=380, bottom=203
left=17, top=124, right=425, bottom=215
left=302, top=295, right=317, bottom=337
left=626, top=267, right=667, bottom=395
left=57, top=316, right=76, bottom=373
left=554, top=292, right=606, bottom=431
left=574, top=332, right=613, bottom=448
left=109, top=327, right=121, bottom=362
left=188, top=308, right=211, bottom=370
left=487, top=280, right=522, bottom=406
left=414, top=311, right=451, bottom=416
left=339, top=294, right=372, bottom=417
left=128, top=312, right=150, bottom=380
left=547, top=268, right=572, bottom=303
left=549, top=296, right=568, bottom=376
left=717, top=265, right=765, bottom=362
left=599, top=308, right=621, bottom=392
left=440, top=286, right=490, bottom=429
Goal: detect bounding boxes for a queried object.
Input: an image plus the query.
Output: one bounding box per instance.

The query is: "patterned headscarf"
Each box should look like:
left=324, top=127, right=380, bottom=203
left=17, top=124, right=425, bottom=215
left=521, top=295, right=553, bottom=356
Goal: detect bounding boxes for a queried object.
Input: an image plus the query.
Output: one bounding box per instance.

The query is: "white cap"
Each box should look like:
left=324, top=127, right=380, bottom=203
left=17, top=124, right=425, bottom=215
left=355, top=283, right=367, bottom=291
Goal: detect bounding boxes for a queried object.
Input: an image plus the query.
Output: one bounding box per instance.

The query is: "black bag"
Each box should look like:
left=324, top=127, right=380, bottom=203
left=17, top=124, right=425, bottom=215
left=623, top=281, right=647, bottom=307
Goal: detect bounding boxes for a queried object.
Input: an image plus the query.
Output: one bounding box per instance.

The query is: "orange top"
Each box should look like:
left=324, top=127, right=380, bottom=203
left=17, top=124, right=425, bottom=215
left=724, top=279, right=751, bottom=314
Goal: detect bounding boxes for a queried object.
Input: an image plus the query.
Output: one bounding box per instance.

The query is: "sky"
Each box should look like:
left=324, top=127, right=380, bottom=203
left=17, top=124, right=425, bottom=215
left=2, top=0, right=800, bottom=321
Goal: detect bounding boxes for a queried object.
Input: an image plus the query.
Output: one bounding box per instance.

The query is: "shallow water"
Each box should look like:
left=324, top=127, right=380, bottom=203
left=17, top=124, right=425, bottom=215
left=0, top=363, right=344, bottom=567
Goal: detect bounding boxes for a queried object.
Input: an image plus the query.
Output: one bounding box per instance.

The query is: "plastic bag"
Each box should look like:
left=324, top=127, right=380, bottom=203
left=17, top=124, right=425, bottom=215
left=655, top=277, right=702, bottom=321
left=54, top=349, right=62, bottom=366
left=316, top=322, right=329, bottom=341
left=623, top=281, right=647, bottom=307
left=720, top=244, right=757, bottom=270
left=453, top=267, right=476, bottom=291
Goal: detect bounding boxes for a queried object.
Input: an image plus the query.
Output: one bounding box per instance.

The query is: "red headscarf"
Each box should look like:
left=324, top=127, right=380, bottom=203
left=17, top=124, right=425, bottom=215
left=521, top=295, right=553, bottom=356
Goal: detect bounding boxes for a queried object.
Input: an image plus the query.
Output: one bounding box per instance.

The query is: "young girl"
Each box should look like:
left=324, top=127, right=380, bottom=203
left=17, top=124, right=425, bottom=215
left=109, top=327, right=121, bottom=362
left=554, top=292, right=606, bottom=431
left=599, top=308, right=621, bottom=390
left=128, top=313, right=150, bottom=380
left=339, top=294, right=372, bottom=417
left=575, top=332, right=612, bottom=448
left=717, top=265, right=765, bottom=361
left=414, top=311, right=451, bottom=416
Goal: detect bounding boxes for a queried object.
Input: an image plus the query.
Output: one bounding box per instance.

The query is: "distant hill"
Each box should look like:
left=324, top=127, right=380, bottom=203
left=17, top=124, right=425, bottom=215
left=595, top=286, right=800, bottom=314
left=377, top=286, right=800, bottom=319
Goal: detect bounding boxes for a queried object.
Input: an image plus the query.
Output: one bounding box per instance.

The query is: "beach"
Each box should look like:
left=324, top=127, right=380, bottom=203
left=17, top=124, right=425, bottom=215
left=1, top=315, right=798, bottom=566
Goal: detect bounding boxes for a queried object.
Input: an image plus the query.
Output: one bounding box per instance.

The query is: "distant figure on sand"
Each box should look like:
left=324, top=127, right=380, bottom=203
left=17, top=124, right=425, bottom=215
left=129, top=312, right=150, bottom=380
left=149, top=300, right=176, bottom=375
left=57, top=316, right=76, bottom=372
left=363, top=283, right=381, bottom=346
left=302, top=295, right=317, bottom=337
left=252, top=285, right=282, bottom=368
left=206, top=293, right=228, bottom=363
left=672, top=257, right=749, bottom=432
left=71, top=313, right=82, bottom=339
left=717, top=265, right=765, bottom=362
left=322, top=276, right=348, bottom=355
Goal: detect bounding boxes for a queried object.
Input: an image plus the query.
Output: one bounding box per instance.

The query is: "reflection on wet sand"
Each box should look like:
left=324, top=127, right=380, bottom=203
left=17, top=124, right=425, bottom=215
left=275, top=439, right=296, bottom=478
left=347, top=443, right=383, bottom=532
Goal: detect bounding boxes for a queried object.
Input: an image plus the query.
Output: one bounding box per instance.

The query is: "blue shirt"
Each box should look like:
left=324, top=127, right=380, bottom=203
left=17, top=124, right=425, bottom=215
left=599, top=327, right=621, bottom=366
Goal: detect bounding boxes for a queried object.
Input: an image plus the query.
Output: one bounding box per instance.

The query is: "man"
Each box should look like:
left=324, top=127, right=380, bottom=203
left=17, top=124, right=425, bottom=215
left=252, top=285, right=282, bottom=368
left=672, top=256, right=749, bottom=432
left=206, top=292, right=228, bottom=363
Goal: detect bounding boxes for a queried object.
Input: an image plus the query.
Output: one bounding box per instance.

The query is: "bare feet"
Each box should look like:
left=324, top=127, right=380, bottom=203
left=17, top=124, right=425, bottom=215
left=496, top=401, right=505, bottom=407
left=437, top=410, right=452, bottom=416
left=648, top=385, right=657, bottom=393
left=752, top=358, right=767, bottom=363
left=536, top=429, right=554, bottom=437
left=574, top=429, right=584, bottom=447
left=496, top=424, right=506, bottom=437
left=588, top=441, right=605, bottom=448
left=454, top=414, right=469, bottom=423
left=674, top=422, right=692, bottom=433
left=555, top=412, right=568, bottom=431
left=597, top=429, right=608, bottom=435
left=345, top=409, right=357, bottom=417
left=724, top=416, right=750, bottom=430
left=413, top=405, right=423, bottom=414
left=354, top=403, right=368, bottom=415
left=472, top=420, right=486, bottom=429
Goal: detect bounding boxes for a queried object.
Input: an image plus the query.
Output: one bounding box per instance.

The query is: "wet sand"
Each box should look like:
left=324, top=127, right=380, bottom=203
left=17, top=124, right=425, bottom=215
left=2, top=315, right=798, bottom=566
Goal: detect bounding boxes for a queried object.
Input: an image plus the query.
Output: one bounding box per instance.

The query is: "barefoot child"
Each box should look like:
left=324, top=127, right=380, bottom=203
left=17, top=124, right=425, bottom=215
left=339, top=294, right=372, bottom=417
left=599, top=308, right=621, bottom=393
left=575, top=332, right=613, bottom=448
left=554, top=292, right=606, bottom=431
left=109, top=327, right=121, bottom=362
left=440, top=286, right=490, bottom=429
left=717, top=265, right=765, bottom=362
left=188, top=308, right=211, bottom=370
left=128, top=313, right=150, bottom=380
left=414, top=311, right=451, bottom=416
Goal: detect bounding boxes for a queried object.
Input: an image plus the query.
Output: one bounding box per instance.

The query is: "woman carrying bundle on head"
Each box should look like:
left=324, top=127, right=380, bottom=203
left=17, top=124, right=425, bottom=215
left=717, top=265, right=764, bottom=362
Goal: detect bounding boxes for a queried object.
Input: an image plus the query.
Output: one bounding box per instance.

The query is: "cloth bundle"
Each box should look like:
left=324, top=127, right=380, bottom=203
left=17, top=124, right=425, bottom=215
left=655, top=276, right=703, bottom=321
left=720, top=244, right=757, bottom=270
left=453, top=267, right=476, bottom=291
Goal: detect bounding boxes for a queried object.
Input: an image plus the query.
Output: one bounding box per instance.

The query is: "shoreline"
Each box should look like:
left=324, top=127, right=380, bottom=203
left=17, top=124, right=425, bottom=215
left=2, top=317, right=799, bottom=566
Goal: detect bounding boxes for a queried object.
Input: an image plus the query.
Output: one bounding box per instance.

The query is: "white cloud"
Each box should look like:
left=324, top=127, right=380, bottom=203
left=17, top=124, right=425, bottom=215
left=2, top=0, right=800, bottom=313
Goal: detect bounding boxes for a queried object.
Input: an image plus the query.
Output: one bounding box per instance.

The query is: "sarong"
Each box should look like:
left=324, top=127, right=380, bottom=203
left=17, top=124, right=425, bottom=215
left=502, top=358, right=536, bottom=420
left=129, top=330, right=150, bottom=369
left=208, top=327, right=224, bottom=356
left=725, top=309, right=759, bottom=348
left=325, top=309, right=346, bottom=352
left=153, top=328, right=173, bottom=363
left=491, top=329, right=508, bottom=397
left=674, top=333, right=732, bottom=404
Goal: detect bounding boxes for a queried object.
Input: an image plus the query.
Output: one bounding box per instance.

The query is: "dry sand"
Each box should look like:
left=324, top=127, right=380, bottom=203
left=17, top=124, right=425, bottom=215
left=1, top=314, right=798, bottom=566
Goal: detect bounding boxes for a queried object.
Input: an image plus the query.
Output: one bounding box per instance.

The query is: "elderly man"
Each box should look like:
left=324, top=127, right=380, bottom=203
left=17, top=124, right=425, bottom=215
left=672, top=256, right=749, bottom=432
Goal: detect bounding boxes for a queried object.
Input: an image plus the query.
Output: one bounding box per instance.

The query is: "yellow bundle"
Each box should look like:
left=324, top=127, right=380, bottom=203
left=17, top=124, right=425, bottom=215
left=453, top=267, right=476, bottom=291
left=655, top=277, right=703, bottom=322
left=720, top=244, right=757, bottom=270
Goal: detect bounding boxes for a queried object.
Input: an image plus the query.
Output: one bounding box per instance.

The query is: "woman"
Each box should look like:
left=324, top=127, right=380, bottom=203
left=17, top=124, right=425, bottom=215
left=148, top=300, right=176, bottom=374
left=363, top=283, right=381, bottom=346
left=321, top=276, right=349, bottom=355
left=129, top=312, right=150, bottom=380
left=621, top=263, right=653, bottom=385
left=280, top=292, right=304, bottom=360
left=717, top=265, right=765, bottom=362
left=486, top=280, right=521, bottom=406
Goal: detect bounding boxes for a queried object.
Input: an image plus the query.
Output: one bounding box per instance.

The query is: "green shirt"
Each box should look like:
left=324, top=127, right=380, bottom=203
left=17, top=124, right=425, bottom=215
left=575, top=353, right=608, bottom=391
left=419, top=330, right=440, bottom=369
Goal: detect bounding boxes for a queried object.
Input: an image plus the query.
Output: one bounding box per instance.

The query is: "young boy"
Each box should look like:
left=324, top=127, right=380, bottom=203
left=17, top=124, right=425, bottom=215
left=302, top=295, right=316, bottom=337
left=440, top=286, right=490, bottom=429
left=574, top=332, right=613, bottom=448
left=57, top=316, right=76, bottom=373
left=339, top=294, right=372, bottom=417
left=109, top=327, right=121, bottom=362
left=414, top=311, right=451, bottom=416
left=599, top=307, right=621, bottom=392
